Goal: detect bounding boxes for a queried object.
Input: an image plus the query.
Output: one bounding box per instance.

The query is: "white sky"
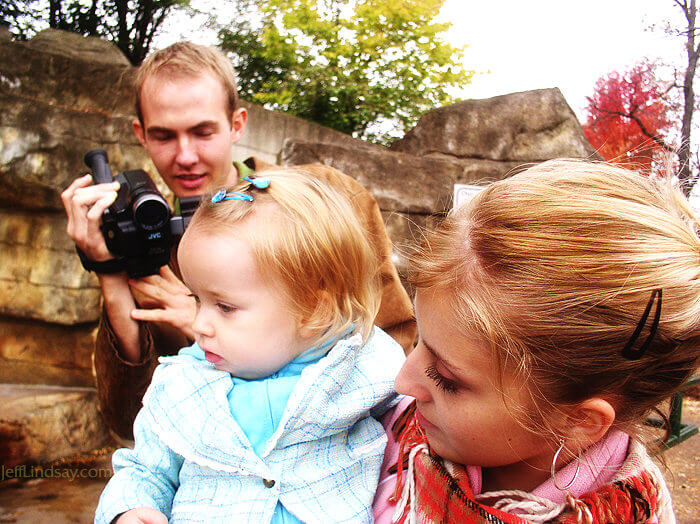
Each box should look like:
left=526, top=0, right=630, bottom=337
left=157, top=0, right=687, bottom=122
left=439, top=0, right=685, bottom=120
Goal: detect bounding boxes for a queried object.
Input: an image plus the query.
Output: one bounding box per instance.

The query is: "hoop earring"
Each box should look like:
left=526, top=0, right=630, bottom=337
left=551, top=439, right=580, bottom=491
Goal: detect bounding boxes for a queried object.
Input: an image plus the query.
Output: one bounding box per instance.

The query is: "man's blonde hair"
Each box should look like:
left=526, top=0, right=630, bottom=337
left=134, top=41, right=239, bottom=124
left=189, top=167, right=381, bottom=347
left=411, top=159, right=700, bottom=438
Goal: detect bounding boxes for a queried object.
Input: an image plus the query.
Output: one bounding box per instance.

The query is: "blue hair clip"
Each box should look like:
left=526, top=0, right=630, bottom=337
left=243, top=175, right=270, bottom=189
left=211, top=189, right=254, bottom=203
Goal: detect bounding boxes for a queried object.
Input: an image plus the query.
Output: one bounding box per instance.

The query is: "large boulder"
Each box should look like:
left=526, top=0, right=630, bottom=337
left=391, top=88, right=600, bottom=162
left=0, top=384, right=112, bottom=468
left=0, top=33, right=152, bottom=212
left=281, top=140, right=525, bottom=215
left=23, top=28, right=130, bottom=66
left=0, top=210, right=100, bottom=324
left=0, top=317, right=95, bottom=387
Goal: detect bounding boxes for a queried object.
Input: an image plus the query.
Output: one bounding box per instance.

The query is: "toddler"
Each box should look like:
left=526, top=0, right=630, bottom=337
left=96, top=168, right=405, bottom=523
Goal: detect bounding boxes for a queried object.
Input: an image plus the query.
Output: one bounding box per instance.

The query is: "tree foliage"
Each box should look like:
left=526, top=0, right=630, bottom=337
left=0, top=0, right=187, bottom=65
left=583, top=61, right=674, bottom=175
left=219, top=0, right=472, bottom=142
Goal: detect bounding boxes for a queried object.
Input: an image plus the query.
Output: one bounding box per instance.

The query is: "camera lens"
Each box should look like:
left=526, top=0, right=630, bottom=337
left=134, top=195, right=169, bottom=231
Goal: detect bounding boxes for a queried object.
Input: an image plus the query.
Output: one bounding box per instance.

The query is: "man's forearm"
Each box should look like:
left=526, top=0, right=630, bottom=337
left=98, top=273, right=142, bottom=363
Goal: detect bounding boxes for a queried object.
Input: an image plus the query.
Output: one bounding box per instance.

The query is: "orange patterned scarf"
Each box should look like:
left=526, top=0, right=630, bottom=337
left=389, top=402, right=661, bottom=524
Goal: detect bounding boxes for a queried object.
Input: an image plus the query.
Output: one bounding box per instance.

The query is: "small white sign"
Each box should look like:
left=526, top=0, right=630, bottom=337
left=453, top=184, right=484, bottom=210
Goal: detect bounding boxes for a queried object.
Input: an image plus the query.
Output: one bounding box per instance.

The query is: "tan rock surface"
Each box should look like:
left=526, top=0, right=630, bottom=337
left=0, top=210, right=101, bottom=324
left=281, top=140, right=526, bottom=215
left=0, top=384, right=111, bottom=469
left=0, top=317, right=95, bottom=387
left=391, top=88, right=601, bottom=162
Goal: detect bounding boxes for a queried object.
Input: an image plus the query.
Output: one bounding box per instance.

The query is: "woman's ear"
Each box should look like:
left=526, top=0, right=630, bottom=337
left=564, top=398, right=616, bottom=451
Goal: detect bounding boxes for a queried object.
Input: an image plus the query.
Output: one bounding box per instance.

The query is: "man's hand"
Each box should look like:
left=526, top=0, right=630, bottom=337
left=114, top=507, right=168, bottom=524
left=129, top=265, right=197, bottom=341
left=61, top=173, right=120, bottom=262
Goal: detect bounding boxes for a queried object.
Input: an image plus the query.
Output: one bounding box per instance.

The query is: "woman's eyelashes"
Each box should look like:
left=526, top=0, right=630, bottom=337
left=425, top=364, right=459, bottom=394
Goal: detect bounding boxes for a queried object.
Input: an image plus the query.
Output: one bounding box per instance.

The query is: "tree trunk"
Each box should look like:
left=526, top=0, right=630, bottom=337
left=679, top=0, right=699, bottom=195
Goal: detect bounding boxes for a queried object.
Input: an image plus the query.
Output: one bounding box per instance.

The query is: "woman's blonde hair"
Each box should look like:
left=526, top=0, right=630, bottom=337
left=411, top=159, right=700, bottom=438
left=189, top=167, right=381, bottom=347
left=134, top=41, right=239, bottom=124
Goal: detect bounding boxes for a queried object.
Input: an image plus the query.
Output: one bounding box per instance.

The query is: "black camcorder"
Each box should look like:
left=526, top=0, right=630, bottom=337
left=82, top=149, right=200, bottom=278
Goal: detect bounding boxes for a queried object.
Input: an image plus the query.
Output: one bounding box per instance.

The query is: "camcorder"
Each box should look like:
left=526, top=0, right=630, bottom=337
left=81, top=149, right=200, bottom=278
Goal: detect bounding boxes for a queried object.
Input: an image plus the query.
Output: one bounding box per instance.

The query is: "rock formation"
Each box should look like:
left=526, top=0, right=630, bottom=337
left=390, top=88, right=599, bottom=162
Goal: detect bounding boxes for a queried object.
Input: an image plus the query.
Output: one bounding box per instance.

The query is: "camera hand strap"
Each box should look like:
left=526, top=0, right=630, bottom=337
left=76, top=247, right=126, bottom=274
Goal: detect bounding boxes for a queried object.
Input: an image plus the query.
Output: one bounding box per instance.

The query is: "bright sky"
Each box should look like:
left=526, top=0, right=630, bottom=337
left=157, top=0, right=687, bottom=122
left=440, top=0, right=685, bottom=120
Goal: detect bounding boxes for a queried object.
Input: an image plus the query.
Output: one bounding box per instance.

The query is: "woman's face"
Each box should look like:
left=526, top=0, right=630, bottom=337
left=394, top=287, right=554, bottom=473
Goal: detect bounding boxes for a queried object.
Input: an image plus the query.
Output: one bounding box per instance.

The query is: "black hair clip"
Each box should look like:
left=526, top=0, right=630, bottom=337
left=622, top=289, right=662, bottom=360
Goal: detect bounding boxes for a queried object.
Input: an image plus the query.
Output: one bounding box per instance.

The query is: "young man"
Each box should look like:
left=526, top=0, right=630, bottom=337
left=61, top=42, right=416, bottom=440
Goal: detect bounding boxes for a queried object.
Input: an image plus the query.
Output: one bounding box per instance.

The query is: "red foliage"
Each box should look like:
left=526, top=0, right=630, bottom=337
left=583, top=61, right=673, bottom=174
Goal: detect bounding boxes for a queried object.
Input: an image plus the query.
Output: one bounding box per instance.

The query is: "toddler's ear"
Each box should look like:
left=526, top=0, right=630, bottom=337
left=298, top=290, right=335, bottom=339
left=565, top=398, right=616, bottom=452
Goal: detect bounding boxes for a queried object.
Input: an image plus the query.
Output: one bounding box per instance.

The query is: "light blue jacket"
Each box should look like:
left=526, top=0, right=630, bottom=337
left=95, top=327, right=405, bottom=523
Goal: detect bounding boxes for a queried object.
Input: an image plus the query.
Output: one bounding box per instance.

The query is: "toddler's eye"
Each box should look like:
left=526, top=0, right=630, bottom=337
left=188, top=294, right=200, bottom=308
left=217, top=303, right=236, bottom=314
left=425, top=364, right=459, bottom=394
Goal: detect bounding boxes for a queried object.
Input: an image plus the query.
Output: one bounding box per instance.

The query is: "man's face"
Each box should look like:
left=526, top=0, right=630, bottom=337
left=133, top=72, right=247, bottom=198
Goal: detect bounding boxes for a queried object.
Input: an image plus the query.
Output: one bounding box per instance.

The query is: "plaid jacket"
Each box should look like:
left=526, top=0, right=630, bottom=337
left=95, top=327, right=405, bottom=523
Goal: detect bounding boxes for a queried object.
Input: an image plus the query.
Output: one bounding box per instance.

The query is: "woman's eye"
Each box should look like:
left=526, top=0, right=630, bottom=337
left=425, top=364, right=459, bottom=394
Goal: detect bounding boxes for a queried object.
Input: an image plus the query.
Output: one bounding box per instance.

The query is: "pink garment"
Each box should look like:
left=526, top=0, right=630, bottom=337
left=372, top=398, right=631, bottom=523
left=373, top=397, right=411, bottom=524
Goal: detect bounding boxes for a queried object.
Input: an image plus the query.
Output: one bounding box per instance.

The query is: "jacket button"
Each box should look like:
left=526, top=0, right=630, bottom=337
left=263, top=478, right=276, bottom=488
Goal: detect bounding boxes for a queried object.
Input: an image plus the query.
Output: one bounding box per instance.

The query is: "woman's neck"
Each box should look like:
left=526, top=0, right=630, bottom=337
left=480, top=452, right=555, bottom=494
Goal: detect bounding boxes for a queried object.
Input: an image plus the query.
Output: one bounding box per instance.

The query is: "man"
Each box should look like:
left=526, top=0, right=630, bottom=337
left=61, top=42, right=416, bottom=440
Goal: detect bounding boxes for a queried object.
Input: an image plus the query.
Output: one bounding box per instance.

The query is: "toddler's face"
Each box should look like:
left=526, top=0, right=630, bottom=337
left=394, top=287, right=555, bottom=480
left=178, top=226, right=308, bottom=379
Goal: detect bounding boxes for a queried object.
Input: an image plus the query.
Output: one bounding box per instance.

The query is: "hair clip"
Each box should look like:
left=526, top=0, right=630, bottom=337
left=622, top=289, right=662, bottom=360
left=242, top=175, right=270, bottom=189
left=211, top=189, right=254, bottom=203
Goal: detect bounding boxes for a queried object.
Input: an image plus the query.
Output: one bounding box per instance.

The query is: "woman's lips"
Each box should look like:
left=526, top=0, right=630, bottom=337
left=203, top=350, right=223, bottom=363
left=415, top=406, right=437, bottom=430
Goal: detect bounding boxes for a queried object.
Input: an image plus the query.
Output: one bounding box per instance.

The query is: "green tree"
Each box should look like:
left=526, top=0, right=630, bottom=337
left=219, top=0, right=472, bottom=142
left=0, top=0, right=188, bottom=65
